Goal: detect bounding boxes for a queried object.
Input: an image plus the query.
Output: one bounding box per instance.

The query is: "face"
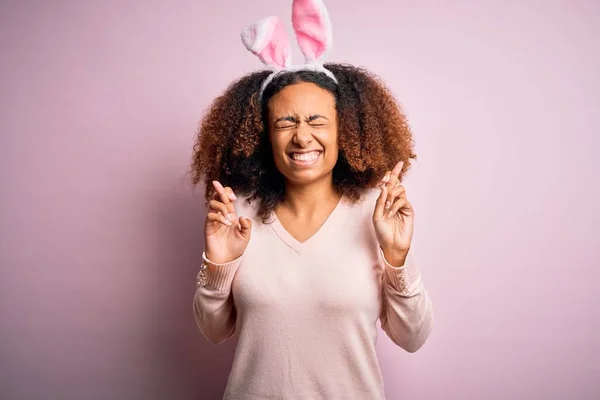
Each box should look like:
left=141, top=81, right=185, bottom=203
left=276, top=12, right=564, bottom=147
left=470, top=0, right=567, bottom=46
left=267, top=82, right=339, bottom=186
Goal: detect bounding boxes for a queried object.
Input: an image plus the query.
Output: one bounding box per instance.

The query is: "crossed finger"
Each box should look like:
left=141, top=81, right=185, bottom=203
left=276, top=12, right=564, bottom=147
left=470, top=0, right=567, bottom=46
left=209, top=199, right=235, bottom=225
left=386, top=161, right=403, bottom=186
left=387, top=188, right=408, bottom=217
left=212, top=181, right=236, bottom=207
left=380, top=161, right=403, bottom=208
left=207, top=210, right=233, bottom=226
left=379, top=161, right=403, bottom=186
left=210, top=181, right=238, bottom=226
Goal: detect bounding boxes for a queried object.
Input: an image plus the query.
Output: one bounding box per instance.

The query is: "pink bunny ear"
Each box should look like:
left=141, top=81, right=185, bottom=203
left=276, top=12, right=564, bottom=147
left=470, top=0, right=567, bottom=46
left=241, top=16, right=291, bottom=69
left=292, top=0, right=333, bottom=63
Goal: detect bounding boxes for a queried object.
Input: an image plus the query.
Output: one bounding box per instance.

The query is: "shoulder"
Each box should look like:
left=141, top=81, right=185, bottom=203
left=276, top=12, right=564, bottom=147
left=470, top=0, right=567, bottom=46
left=361, top=188, right=382, bottom=207
left=233, top=196, right=262, bottom=222
left=357, top=188, right=381, bottom=212
left=341, top=188, right=381, bottom=220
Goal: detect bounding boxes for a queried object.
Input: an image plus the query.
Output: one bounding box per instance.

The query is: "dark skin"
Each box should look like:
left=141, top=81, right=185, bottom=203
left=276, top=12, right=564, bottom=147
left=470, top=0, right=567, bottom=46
left=205, top=82, right=413, bottom=266
left=267, top=82, right=341, bottom=243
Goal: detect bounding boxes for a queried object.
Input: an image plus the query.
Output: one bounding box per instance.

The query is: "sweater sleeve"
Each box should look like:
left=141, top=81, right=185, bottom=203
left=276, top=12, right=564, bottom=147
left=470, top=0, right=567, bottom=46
left=193, top=251, right=243, bottom=345
left=379, top=248, right=434, bottom=353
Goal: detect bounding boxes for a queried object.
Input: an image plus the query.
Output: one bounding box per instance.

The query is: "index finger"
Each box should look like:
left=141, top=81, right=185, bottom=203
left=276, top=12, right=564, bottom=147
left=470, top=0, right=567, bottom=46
left=386, top=161, right=404, bottom=187
left=212, top=180, right=233, bottom=208
left=391, top=161, right=404, bottom=178
left=212, top=184, right=236, bottom=202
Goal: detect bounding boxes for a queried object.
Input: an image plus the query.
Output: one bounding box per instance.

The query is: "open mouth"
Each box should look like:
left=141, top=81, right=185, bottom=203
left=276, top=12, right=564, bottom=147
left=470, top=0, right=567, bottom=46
left=288, top=151, right=322, bottom=167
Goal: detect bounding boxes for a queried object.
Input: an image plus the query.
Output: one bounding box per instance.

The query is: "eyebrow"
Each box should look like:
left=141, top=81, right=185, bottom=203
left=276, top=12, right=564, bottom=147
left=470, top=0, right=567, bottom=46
left=274, top=115, right=329, bottom=123
left=274, top=116, right=297, bottom=123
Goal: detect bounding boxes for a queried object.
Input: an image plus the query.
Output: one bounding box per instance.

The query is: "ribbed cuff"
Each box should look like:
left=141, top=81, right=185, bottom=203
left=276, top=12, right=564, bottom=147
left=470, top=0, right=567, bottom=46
left=197, top=252, right=244, bottom=292
left=380, top=248, right=421, bottom=295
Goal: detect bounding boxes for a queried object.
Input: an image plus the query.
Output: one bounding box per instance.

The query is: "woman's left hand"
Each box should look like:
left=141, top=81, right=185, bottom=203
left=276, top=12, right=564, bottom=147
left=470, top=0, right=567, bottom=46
left=372, top=161, right=414, bottom=267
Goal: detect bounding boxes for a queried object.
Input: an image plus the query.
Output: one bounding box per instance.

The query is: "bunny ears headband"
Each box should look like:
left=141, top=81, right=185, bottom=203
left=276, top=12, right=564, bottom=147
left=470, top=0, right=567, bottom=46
left=241, top=0, right=338, bottom=97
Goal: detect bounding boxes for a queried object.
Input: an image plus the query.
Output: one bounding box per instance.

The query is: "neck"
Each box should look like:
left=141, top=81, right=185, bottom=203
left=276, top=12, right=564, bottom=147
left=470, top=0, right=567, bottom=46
left=282, top=175, right=340, bottom=217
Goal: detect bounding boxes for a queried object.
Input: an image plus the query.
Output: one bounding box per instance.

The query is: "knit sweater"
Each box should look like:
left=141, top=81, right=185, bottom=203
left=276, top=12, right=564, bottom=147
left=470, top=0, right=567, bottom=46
left=193, top=189, right=434, bottom=399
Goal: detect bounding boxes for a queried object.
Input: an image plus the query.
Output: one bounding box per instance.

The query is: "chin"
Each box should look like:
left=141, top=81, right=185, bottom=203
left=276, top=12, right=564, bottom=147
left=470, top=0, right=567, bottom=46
left=285, top=170, right=325, bottom=185
left=281, top=164, right=335, bottom=186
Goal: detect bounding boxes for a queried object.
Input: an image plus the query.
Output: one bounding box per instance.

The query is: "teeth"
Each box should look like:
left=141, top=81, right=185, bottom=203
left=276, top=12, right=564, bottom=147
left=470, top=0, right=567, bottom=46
left=291, top=152, right=319, bottom=161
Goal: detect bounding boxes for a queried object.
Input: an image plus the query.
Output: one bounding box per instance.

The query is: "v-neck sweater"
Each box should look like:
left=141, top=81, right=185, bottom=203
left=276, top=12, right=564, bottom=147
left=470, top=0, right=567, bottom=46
left=193, top=189, right=434, bottom=400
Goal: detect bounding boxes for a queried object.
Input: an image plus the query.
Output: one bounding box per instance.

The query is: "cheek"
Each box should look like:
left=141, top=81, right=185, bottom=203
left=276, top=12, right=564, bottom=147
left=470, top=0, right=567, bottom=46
left=269, top=135, right=292, bottom=172
left=321, top=129, right=339, bottom=155
left=326, top=146, right=339, bottom=166
left=269, top=134, right=286, bottom=156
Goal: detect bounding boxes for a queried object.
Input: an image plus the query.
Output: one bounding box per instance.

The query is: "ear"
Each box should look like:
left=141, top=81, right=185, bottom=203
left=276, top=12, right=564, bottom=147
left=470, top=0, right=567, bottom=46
left=241, top=16, right=292, bottom=69
left=292, top=0, right=333, bottom=63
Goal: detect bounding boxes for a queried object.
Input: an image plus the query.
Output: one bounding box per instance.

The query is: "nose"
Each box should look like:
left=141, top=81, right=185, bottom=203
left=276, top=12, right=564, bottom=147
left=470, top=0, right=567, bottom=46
left=292, top=122, right=313, bottom=147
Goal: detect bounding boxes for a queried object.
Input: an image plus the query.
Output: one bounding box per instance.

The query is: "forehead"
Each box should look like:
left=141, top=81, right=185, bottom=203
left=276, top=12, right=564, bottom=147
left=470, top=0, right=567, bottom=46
left=267, top=82, right=336, bottom=116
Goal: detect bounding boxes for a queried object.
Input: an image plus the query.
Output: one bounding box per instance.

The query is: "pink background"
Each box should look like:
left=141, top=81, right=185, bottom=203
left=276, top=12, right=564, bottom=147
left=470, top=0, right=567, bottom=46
left=1, top=0, right=598, bottom=399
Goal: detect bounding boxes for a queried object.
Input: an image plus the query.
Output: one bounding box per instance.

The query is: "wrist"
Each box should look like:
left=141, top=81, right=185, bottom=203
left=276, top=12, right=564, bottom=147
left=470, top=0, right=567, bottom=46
left=204, top=251, right=231, bottom=265
left=381, top=247, right=409, bottom=267
left=204, top=249, right=244, bottom=265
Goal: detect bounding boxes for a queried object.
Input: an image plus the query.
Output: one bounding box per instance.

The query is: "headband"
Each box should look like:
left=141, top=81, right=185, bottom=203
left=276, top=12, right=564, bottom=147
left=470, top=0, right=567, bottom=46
left=240, top=0, right=338, bottom=97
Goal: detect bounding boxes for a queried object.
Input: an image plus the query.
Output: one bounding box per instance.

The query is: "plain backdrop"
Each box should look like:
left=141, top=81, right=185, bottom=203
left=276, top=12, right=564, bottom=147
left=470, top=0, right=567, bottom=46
left=1, top=0, right=599, bottom=399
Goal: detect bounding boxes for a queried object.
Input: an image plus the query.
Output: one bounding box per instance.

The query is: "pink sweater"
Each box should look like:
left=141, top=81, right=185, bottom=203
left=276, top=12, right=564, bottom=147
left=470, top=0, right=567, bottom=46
left=193, top=189, right=434, bottom=399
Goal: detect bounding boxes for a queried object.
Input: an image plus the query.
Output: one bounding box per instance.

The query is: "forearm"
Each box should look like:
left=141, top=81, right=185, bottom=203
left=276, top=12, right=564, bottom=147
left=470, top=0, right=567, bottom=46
left=192, top=252, right=243, bottom=344
left=379, top=249, right=434, bottom=352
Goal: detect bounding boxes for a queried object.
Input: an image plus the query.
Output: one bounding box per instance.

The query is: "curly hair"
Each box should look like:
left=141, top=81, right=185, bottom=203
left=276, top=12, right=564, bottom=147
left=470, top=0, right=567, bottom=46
left=191, top=63, right=416, bottom=222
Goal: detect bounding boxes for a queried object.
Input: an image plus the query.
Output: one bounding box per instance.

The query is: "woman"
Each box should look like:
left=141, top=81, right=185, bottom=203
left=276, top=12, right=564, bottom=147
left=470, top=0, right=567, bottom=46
left=191, top=1, right=433, bottom=398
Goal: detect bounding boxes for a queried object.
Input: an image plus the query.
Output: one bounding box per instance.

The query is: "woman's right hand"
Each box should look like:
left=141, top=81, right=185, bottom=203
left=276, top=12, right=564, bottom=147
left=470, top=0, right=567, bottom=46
left=204, top=181, right=252, bottom=264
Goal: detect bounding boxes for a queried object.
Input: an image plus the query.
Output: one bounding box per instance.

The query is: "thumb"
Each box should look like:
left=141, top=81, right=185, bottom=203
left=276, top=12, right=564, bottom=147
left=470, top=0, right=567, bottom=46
left=373, top=185, right=388, bottom=220
left=238, top=216, right=252, bottom=241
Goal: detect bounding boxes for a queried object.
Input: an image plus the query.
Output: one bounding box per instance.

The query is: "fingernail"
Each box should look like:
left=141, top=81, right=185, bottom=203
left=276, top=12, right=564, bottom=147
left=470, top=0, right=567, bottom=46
left=388, top=211, right=394, bottom=217
left=385, top=201, right=391, bottom=209
left=227, top=213, right=234, bottom=221
left=230, top=193, right=237, bottom=200
left=224, top=219, right=232, bottom=226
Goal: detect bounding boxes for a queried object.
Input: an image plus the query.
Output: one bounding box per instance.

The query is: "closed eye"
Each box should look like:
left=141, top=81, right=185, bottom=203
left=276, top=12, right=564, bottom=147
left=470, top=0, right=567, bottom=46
left=275, top=124, right=296, bottom=130
left=307, top=115, right=328, bottom=126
